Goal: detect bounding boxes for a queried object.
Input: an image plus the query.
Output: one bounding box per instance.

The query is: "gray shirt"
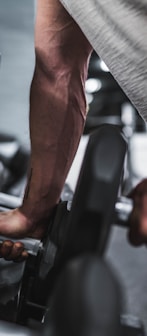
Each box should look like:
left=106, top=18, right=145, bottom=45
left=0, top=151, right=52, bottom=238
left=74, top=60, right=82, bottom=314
left=60, top=0, right=147, bottom=121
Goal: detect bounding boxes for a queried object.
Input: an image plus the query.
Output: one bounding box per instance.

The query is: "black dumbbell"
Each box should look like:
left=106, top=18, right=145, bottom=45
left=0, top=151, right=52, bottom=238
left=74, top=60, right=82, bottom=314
left=0, top=194, right=134, bottom=326
left=0, top=125, right=129, bottom=324
left=0, top=125, right=129, bottom=260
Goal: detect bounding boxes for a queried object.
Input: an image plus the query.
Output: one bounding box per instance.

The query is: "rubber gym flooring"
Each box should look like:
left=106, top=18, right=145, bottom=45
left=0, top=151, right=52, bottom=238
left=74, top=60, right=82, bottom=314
left=0, top=0, right=147, bottom=332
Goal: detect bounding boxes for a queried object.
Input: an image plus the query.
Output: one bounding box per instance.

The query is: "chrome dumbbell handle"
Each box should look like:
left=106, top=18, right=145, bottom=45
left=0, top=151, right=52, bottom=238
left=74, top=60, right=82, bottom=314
left=0, top=192, right=22, bottom=209
left=115, top=197, right=133, bottom=227
left=0, top=236, right=43, bottom=256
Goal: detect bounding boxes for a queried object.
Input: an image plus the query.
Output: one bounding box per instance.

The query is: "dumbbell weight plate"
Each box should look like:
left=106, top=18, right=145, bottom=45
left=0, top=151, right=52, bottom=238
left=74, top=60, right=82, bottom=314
left=44, top=255, right=122, bottom=336
left=61, top=124, right=127, bottom=260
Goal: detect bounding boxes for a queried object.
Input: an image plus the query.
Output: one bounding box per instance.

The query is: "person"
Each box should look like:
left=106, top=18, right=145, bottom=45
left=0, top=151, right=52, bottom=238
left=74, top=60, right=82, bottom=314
left=0, top=0, right=147, bottom=261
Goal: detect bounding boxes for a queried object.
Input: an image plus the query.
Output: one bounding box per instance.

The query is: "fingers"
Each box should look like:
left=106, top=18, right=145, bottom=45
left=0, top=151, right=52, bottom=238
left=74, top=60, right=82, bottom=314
left=128, top=178, right=147, bottom=200
left=0, top=240, right=29, bottom=262
left=128, top=179, right=147, bottom=246
left=128, top=207, right=145, bottom=246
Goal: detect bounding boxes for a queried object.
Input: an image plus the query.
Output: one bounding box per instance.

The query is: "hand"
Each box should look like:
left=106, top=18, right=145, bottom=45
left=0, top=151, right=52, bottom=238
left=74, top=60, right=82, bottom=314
left=128, top=179, right=147, bottom=246
left=0, top=208, right=45, bottom=262
left=0, top=240, right=28, bottom=262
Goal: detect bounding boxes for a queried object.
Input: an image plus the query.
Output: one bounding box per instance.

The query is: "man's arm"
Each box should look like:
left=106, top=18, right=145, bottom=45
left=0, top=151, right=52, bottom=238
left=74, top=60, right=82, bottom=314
left=0, top=0, right=92, bottom=261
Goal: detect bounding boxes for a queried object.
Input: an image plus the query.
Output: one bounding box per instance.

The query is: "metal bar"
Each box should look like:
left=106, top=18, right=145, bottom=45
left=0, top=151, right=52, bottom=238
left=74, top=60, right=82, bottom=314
left=0, top=236, right=43, bottom=256
left=114, top=197, right=133, bottom=227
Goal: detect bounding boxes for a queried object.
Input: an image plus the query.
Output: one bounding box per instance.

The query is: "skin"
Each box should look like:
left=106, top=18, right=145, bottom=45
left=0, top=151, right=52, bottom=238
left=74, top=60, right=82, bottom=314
left=0, top=0, right=92, bottom=261
left=128, top=179, right=147, bottom=246
left=0, top=0, right=146, bottom=261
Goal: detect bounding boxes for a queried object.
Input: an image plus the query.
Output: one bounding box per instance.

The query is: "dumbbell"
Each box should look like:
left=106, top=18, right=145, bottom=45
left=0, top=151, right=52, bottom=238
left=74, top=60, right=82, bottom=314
left=0, top=195, right=134, bottom=325
left=0, top=125, right=129, bottom=324
left=0, top=124, right=130, bottom=261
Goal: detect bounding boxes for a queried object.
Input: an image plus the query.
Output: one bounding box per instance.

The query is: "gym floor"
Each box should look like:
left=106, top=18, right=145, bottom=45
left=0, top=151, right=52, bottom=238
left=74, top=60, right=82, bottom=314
left=0, top=0, right=147, bottom=332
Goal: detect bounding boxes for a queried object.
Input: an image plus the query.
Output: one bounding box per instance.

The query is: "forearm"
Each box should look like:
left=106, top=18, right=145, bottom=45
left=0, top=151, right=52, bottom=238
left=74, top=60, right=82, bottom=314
left=28, top=57, right=88, bottom=206
left=21, top=0, right=92, bottom=222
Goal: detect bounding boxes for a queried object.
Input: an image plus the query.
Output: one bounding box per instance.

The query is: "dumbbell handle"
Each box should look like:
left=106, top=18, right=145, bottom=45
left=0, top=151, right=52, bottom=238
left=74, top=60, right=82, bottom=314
left=115, top=197, right=133, bottom=227
left=0, top=236, right=43, bottom=256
